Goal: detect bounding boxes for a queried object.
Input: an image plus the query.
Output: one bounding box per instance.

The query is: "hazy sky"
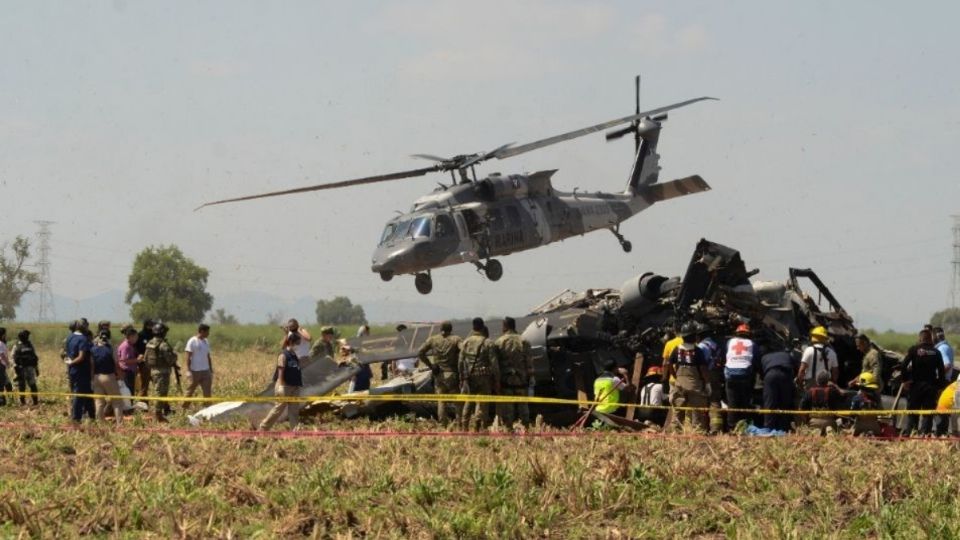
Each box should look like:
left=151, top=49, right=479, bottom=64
left=2, top=1, right=958, bottom=329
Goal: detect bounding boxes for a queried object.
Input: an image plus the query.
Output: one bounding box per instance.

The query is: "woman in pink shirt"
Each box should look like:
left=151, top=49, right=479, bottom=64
left=116, top=326, right=141, bottom=394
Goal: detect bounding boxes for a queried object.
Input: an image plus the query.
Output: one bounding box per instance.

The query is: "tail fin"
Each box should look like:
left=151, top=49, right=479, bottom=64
left=637, top=175, right=711, bottom=203
left=624, top=117, right=663, bottom=195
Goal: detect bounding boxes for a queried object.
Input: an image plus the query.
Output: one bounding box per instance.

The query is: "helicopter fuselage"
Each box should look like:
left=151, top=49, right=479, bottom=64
left=370, top=171, right=653, bottom=278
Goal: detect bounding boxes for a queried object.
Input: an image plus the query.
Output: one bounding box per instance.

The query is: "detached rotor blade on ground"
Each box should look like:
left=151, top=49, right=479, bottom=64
left=195, top=165, right=442, bottom=210
left=493, top=96, right=717, bottom=159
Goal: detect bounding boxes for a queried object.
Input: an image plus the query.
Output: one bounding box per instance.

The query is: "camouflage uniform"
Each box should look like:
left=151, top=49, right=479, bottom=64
left=309, top=338, right=336, bottom=360
left=458, top=331, right=499, bottom=429
left=493, top=330, right=533, bottom=427
left=11, top=340, right=40, bottom=405
left=144, top=336, right=177, bottom=419
left=418, top=333, right=462, bottom=422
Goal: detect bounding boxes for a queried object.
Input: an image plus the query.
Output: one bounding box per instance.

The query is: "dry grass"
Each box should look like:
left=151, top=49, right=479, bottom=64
left=2, top=348, right=960, bottom=538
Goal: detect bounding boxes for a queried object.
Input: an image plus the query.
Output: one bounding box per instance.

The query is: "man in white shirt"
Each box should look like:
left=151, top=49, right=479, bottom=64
left=184, top=324, right=214, bottom=403
left=286, top=319, right=313, bottom=361
left=796, top=326, right=838, bottom=389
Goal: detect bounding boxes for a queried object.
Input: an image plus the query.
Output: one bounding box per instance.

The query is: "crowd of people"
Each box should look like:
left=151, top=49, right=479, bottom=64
left=633, top=322, right=957, bottom=436
left=0, top=314, right=956, bottom=436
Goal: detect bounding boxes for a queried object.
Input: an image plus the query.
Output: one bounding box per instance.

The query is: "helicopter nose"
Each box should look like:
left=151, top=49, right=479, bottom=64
left=371, top=244, right=415, bottom=274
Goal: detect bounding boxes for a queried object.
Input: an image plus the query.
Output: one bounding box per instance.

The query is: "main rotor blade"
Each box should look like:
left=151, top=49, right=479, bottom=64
left=410, top=153, right=451, bottom=162
left=493, top=96, right=717, bottom=159
left=458, top=142, right=515, bottom=169
left=195, top=165, right=442, bottom=210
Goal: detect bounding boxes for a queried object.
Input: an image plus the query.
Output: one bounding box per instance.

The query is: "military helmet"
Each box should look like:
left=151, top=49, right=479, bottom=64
left=152, top=321, right=169, bottom=336
left=17, top=329, right=30, bottom=342
left=680, top=322, right=699, bottom=339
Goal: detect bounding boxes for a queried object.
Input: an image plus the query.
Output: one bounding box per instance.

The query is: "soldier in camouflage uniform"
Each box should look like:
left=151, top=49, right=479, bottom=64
left=309, top=327, right=337, bottom=360
left=144, top=322, right=178, bottom=421
left=458, top=317, right=500, bottom=430
left=493, top=317, right=534, bottom=427
left=417, top=321, right=462, bottom=423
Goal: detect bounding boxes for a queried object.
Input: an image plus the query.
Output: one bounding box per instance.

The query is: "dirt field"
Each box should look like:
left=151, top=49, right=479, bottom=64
left=2, top=347, right=960, bottom=538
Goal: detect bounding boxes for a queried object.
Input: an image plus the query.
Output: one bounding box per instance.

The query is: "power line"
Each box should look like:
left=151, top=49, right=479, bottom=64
left=33, top=221, right=56, bottom=322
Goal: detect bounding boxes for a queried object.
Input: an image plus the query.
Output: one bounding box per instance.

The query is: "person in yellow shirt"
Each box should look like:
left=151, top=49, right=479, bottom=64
left=936, top=381, right=957, bottom=436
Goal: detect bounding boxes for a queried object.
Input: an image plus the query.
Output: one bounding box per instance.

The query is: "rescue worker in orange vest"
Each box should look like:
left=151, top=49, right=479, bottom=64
left=724, top=324, right=760, bottom=429
left=663, top=323, right=709, bottom=431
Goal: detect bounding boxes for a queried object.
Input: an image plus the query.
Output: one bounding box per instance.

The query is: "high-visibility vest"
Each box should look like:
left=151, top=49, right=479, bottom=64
left=594, top=375, right=621, bottom=414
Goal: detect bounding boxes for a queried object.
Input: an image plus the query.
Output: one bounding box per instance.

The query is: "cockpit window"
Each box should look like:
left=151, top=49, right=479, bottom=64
left=379, top=220, right=410, bottom=245
left=410, top=217, right=431, bottom=239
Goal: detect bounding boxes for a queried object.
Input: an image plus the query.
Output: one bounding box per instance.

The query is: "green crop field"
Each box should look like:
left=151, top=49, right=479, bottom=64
left=2, top=338, right=960, bottom=537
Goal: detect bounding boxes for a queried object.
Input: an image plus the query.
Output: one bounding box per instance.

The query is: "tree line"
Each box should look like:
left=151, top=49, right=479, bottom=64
left=0, top=237, right=366, bottom=326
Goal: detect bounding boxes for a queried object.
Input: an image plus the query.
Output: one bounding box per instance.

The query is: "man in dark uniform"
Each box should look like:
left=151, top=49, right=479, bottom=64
left=759, top=343, right=798, bottom=432
left=459, top=317, right=499, bottom=430
left=900, top=328, right=945, bottom=436
left=417, top=321, right=462, bottom=424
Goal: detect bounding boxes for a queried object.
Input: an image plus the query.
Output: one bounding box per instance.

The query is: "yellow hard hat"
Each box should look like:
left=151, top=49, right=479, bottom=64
left=810, top=326, right=829, bottom=341
left=858, top=372, right=879, bottom=390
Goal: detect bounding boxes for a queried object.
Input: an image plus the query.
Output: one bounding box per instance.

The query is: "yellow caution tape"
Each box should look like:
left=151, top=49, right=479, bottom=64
left=0, top=390, right=952, bottom=416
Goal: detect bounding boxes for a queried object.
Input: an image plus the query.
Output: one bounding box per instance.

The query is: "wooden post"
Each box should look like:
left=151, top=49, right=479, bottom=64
left=626, top=352, right=645, bottom=421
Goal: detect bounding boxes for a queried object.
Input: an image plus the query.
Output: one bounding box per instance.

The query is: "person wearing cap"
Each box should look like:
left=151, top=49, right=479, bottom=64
left=10, top=329, right=40, bottom=406
left=459, top=317, right=499, bottom=430
left=184, top=324, right=214, bottom=406
left=90, top=327, right=124, bottom=424
left=259, top=332, right=304, bottom=431
left=283, top=319, right=312, bottom=362
left=637, top=365, right=667, bottom=425
left=724, top=323, right=760, bottom=429
left=933, top=327, right=954, bottom=382
left=900, top=328, right=945, bottom=436
left=309, top=326, right=337, bottom=360
left=796, top=326, right=838, bottom=390
left=759, top=342, right=798, bottom=432
left=493, top=317, right=534, bottom=427
left=417, top=321, right=462, bottom=424
left=664, top=323, right=710, bottom=431
left=850, top=334, right=883, bottom=392
left=65, top=319, right=95, bottom=423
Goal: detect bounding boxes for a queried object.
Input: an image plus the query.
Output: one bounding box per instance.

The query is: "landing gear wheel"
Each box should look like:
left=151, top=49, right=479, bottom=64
left=622, top=241, right=632, bottom=253
left=414, top=273, right=433, bottom=294
left=484, top=259, right=503, bottom=281
left=379, top=271, right=394, bottom=282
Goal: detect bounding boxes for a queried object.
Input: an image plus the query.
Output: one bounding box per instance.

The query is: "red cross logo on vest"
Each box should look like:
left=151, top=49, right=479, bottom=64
left=731, top=340, right=750, bottom=356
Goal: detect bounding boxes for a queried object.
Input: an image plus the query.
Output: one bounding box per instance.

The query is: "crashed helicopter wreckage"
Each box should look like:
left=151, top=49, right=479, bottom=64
left=192, top=238, right=903, bottom=428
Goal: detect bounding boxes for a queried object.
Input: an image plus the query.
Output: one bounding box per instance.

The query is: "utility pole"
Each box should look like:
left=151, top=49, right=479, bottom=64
left=953, top=215, right=960, bottom=309
left=34, top=220, right=56, bottom=322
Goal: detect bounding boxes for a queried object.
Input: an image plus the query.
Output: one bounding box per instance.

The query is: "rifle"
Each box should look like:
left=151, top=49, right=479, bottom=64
left=173, top=364, right=183, bottom=394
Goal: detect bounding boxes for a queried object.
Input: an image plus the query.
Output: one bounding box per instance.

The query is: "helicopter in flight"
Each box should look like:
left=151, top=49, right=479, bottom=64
left=198, top=80, right=715, bottom=294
